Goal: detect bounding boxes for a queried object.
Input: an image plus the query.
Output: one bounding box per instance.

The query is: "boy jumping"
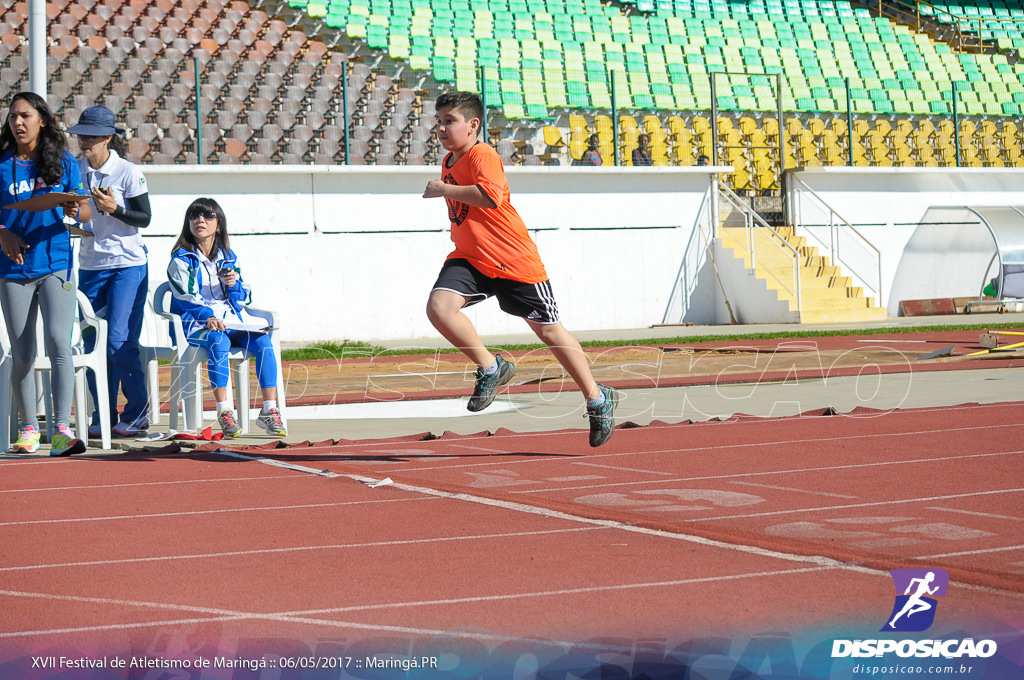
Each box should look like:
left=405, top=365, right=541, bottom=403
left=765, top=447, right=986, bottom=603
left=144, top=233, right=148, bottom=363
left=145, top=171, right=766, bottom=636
left=422, top=91, right=618, bottom=447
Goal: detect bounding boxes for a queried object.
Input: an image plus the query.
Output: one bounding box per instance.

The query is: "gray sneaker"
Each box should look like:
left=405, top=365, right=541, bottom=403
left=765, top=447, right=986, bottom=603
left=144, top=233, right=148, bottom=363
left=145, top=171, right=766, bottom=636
left=467, top=355, right=515, bottom=412
left=217, top=409, right=241, bottom=438
left=586, top=384, right=619, bottom=447
left=256, top=407, right=287, bottom=436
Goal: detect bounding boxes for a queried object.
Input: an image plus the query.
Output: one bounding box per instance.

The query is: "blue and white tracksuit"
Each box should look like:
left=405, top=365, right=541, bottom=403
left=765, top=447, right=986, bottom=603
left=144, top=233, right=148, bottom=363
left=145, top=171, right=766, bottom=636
left=167, top=247, right=276, bottom=390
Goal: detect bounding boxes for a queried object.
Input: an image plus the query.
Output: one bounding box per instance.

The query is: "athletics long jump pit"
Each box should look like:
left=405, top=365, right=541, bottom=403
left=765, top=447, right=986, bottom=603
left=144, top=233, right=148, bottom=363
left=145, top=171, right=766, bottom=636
left=2, top=328, right=1022, bottom=680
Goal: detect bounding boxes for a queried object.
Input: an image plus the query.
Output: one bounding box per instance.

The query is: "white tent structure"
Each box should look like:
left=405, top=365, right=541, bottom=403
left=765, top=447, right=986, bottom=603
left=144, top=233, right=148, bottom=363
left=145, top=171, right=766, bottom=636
left=888, top=206, right=1024, bottom=316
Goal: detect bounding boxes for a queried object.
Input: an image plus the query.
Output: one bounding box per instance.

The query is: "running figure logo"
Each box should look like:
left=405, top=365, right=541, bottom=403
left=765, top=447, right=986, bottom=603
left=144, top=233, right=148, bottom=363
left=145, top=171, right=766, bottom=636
left=881, top=568, right=949, bottom=632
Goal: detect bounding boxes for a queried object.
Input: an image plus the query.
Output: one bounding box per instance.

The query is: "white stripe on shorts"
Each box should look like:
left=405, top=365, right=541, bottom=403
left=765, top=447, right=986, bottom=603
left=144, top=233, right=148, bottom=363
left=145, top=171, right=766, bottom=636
left=535, top=280, right=560, bottom=324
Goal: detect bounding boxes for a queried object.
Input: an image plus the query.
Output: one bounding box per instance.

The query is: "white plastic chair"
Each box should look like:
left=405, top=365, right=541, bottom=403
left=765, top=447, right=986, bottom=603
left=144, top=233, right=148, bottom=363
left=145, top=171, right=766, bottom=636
left=37, top=291, right=112, bottom=450
left=0, top=347, right=12, bottom=451
left=139, top=296, right=175, bottom=425
left=153, top=281, right=287, bottom=435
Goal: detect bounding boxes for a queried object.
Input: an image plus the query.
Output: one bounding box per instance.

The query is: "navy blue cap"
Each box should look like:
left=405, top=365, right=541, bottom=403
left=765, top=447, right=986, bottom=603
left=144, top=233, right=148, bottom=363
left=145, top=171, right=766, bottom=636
left=66, top=105, right=125, bottom=137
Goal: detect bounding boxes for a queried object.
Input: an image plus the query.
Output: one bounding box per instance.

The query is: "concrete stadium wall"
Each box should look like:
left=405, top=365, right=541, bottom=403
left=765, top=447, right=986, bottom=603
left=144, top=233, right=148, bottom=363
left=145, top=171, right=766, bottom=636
left=129, top=165, right=1024, bottom=343
left=786, top=167, right=1024, bottom=314
left=137, top=165, right=722, bottom=343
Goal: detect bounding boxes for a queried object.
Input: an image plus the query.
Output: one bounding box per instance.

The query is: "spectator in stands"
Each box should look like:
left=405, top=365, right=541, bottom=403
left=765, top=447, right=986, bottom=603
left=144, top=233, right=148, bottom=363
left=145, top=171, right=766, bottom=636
left=696, top=154, right=710, bottom=166
left=581, top=133, right=602, bottom=166
left=167, top=197, right=286, bottom=439
left=422, top=91, right=619, bottom=447
left=632, top=134, right=653, bottom=166
left=68, top=105, right=152, bottom=438
left=0, top=91, right=92, bottom=455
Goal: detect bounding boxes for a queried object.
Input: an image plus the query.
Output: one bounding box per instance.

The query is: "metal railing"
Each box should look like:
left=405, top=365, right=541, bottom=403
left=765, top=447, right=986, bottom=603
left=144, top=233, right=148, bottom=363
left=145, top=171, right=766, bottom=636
left=786, top=173, right=883, bottom=305
left=718, top=180, right=803, bottom=312
left=858, top=0, right=1024, bottom=54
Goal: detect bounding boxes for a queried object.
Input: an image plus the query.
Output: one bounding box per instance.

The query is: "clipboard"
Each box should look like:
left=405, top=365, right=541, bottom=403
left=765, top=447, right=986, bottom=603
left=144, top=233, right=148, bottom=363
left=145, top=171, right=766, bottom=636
left=6, top=192, right=90, bottom=212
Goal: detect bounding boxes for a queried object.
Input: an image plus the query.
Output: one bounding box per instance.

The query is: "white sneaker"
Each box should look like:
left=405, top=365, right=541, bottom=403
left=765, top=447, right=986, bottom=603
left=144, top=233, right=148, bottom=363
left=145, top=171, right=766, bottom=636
left=112, top=418, right=149, bottom=437
left=256, top=407, right=287, bottom=436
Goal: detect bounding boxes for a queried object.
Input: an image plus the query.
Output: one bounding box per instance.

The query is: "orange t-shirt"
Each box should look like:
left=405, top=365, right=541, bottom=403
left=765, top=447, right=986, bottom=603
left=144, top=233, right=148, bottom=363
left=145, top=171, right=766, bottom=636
left=441, top=142, right=548, bottom=284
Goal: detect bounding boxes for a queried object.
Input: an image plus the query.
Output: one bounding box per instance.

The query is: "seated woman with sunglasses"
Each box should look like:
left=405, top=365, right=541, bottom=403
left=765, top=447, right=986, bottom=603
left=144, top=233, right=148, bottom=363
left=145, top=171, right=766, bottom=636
left=68, top=105, right=152, bottom=439
left=167, top=198, right=285, bottom=438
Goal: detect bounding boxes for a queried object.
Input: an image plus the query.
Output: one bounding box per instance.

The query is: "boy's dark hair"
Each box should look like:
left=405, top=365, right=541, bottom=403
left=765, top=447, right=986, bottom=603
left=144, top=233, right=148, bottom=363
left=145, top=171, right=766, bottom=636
left=172, top=197, right=231, bottom=256
left=0, top=91, right=70, bottom=186
left=436, top=91, right=484, bottom=123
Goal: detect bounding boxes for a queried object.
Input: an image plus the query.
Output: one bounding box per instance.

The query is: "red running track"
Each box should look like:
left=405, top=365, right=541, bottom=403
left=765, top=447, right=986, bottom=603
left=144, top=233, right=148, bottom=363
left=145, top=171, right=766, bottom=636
left=1, top=401, right=1022, bottom=674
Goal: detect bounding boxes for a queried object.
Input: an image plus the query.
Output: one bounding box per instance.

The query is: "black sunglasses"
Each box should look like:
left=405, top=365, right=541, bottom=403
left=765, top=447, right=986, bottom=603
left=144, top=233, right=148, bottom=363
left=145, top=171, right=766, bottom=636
left=188, top=210, right=217, bottom=221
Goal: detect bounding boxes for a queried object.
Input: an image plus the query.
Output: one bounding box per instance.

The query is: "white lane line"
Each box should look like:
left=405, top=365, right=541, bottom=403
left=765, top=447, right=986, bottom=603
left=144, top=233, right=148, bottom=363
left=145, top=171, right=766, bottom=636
left=0, top=474, right=302, bottom=495
left=917, top=544, right=1024, bottom=559
left=276, top=566, right=833, bottom=616
left=0, top=527, right=605, bottom=573
left=512, top=449, right=1024, bottom=495
left=728, top=480, right=858, bottom=499
left=0, top=496, right=436, bottom=527
left=447, top=444, right=515, bottom=454
left=215, top=450, right=339, bottom=476
left=927, top=506, right=1024, bottom=521
left=574, top=462, right=675, bottom=476
left=0, top=566, right=831, bottom=641
left=378, top=422, right=1024, bottom=475
left=337, top=474, right=887, bottom=573
left=688, top=487, right=1024, bottom=522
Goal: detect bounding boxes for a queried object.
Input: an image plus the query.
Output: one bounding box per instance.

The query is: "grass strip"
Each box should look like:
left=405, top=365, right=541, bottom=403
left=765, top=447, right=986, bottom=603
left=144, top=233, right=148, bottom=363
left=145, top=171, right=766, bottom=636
left=280, top=322, right=1024, bottom=362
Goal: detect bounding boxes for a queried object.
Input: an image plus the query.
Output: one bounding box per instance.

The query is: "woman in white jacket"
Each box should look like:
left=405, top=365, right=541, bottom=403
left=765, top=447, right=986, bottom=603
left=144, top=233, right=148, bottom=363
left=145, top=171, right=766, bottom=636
left=167, top=197, right=285, bottom=438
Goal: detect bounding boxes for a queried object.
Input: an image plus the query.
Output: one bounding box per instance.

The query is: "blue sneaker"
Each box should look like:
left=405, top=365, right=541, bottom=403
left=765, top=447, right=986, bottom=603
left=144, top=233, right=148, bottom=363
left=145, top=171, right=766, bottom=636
left=467, top=354, right=515, bottom=412
left=586, top=384, right=619, bottom=448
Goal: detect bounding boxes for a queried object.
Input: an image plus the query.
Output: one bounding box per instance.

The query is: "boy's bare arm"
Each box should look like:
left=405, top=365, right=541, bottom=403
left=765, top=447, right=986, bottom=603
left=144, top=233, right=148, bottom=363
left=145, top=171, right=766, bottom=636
left=423, top=180, right=497, bottom=209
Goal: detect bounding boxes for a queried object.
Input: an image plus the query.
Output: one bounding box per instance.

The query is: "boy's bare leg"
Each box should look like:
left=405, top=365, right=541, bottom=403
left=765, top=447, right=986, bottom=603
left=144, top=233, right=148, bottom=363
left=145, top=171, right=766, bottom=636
left=526, top=319, right=601, bottom=401
left=426, top=289, right=497, bottom=368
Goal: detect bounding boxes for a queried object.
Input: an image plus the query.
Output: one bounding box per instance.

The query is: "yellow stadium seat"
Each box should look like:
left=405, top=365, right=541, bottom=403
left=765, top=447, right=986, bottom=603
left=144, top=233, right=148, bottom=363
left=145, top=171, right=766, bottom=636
left=717, top=117, right=736, bottom=137
left=672, top=142, right=695, bottom=165
left=739, top=116, right=758, bottom=138
left=594, top=115, right=614, bottom=133
left=543, top=126, right=566, bottom=149
left=729, top=168, right=752, bottom=192
left=821, top=143, right=844, bottom=165
left=642, top=114, right=663, bottom=135
left=667, top=115, right=688, bottom=137
left=755, top=168, right=779, bottom=192
left=569, top=137, right=587, bottom=161
left=691, top=116, right=711, bottom=136
left=651, top=140, right=670, bottom=165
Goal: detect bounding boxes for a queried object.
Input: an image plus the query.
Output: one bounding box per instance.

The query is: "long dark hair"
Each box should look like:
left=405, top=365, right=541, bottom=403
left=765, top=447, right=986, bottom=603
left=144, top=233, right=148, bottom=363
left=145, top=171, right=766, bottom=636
left=172, top=197, right=231, bottom=256
left=0, top=91, right=69, bottom=186
left=108, top=132, right=128, bottom=159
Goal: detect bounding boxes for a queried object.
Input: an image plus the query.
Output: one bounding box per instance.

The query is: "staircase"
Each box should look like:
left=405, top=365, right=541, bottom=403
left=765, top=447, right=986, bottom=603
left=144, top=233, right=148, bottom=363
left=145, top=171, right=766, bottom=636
left=719, top=224, right=889, bottom=324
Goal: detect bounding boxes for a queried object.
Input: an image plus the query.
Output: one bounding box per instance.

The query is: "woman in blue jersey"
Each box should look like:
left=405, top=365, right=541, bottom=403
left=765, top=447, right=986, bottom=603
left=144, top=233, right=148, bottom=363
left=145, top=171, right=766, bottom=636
left=69, top=106, right=152, bottom=438
left=0, top=91, right=92, bottom=455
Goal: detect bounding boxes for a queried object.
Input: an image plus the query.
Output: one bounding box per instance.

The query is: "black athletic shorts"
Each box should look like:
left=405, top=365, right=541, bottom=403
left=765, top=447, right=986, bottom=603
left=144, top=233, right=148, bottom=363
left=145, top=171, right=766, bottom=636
left=431, top=258, right=560, bottom=324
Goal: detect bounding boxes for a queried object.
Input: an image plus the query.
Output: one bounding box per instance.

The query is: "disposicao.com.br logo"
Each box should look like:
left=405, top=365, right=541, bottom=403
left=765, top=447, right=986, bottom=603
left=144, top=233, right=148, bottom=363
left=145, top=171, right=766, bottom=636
left=831, top=568, right=998, bottom=660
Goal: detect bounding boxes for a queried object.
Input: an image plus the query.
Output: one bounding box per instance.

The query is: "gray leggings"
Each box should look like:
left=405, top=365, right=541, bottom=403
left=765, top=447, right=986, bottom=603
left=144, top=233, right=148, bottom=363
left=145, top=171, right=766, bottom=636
left=0, top=274, right=77, bottom=427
